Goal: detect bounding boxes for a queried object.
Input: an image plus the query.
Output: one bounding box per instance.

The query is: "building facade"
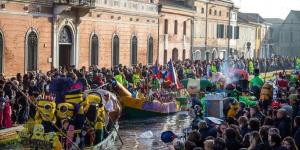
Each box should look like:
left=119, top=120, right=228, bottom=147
left=0, top=0, right=159, bottom=76
left=158, top=0, right=194, bottom=64
left=277, top=10, right=300, bottom=57
left=264, top=18, right=284, bottom=56
left=193, top=0, right=237, bottom=61
left=237, top=12, right=257, bottom=59
left=237, top=13, right=270, bottom=58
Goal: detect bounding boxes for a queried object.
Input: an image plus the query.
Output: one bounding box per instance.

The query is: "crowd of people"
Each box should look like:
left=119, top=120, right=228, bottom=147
left=0, top=56, right=299, bottom=149
left=169, top=56, right=300, bottom=150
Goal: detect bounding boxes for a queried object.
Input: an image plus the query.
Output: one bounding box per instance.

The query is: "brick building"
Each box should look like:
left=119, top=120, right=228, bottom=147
left=0, top=0, right=159, bottom=76
left=158, top=0, right=194, bottom=64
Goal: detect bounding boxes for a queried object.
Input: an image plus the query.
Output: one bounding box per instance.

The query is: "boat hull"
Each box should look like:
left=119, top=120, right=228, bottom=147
left=122, top=106, right=177, bottom=119
left=120, top=96, right=180, bottom=119
left=85, top=124, right=119, bottom=150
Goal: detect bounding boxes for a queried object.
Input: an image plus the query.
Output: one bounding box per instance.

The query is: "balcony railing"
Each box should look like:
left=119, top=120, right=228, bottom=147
left=95, top=0, right=158, bottom=14
left=54, top=0, right=95, bottom=8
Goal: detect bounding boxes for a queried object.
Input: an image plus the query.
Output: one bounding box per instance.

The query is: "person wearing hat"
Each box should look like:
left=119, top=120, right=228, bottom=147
left=250, top=69, right=264, bottom=89
left=275, top=108, right=291, bottom=138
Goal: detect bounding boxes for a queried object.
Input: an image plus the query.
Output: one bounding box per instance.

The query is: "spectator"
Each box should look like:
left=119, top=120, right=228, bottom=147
left=281, top=137, right=298, bottom=150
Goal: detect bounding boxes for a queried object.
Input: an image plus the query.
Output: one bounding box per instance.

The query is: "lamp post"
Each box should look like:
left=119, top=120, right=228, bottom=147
left=227, top=5, right=234, bottom=60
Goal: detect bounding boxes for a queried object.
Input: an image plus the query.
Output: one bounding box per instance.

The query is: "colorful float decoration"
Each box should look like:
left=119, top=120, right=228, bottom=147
left=112, top=80, right=180, bottom=119
left=17, top=78, right=121, bottom=150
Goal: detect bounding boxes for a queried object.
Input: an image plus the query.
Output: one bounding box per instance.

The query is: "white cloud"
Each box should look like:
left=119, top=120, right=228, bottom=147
left=232, top=0, right=300, bottom=19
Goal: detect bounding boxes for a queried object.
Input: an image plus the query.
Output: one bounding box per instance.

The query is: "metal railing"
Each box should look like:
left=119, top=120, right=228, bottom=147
left=54, top=0, right=95, bottom=7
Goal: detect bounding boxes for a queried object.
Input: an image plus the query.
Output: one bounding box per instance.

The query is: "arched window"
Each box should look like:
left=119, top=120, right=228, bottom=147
left=172, top=48, right=178, bottom=61
left=209, top=9, right=212, bottom=15
left=131, top=36, right=138, bottom=65
left=201, top=8, right=204, bottom=14
left=219, top=11, right=222, bottom=16
left=27, top=31, right=38, bottom=71
left=91, top=34, right=99, bottom=66
left=214, top=10, right=217, bottom=16
left=163, top=50, right=167, bottom=64
left=147, top=36, right=153, bottom=64
left=164, top=19, right=168, bottom=34
left=0, top=32, right=3, bottom=73
left=112, top=35, right=119, bottom=66
left=59, top=26, right=73, bottom=68
left=174, top=20, right=178, bottom=35
left=182, top=49, right=186, bottom=60
left=183, top=21, right=187, bottom=35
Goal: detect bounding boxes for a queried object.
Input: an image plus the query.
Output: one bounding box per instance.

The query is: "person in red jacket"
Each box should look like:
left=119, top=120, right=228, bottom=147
left=276, top=72, right=288, bottom=91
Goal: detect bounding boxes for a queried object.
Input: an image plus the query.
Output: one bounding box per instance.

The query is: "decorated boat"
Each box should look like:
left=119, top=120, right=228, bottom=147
left=112, top=80, right=181, bottom=119
left=5, top=78, right=122, bottom=150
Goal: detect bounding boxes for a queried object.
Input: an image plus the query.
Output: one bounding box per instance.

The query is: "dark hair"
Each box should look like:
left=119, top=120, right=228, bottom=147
left=263, top=117, right=274, bottom=126
left=259, top=126, right=270, bottom=140
left=187, top=130, right=202, bottom=147
left=282, top=136, right=298, bottom=150
left=225, top=128, right=236, bottom=140
left=213, top=137, right=226, bottom=150
left=294, top=116, right=300, bottom=127
left=270, top=133, right=281, bottom=147
left=184, top=140, right=197, bottom=150
left=249, top=118, right=260, bottom=131
left=226, top=117, right=236, bottom=125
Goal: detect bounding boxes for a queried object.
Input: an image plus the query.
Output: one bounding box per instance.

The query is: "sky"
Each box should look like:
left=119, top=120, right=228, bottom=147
left=232, top=0, right=300, bottom=19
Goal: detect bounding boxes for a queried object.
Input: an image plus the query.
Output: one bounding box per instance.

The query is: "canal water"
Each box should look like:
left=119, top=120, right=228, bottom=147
left=112, top=111, right=192, bottom=150
left=3, top=112, right=191, bottom=150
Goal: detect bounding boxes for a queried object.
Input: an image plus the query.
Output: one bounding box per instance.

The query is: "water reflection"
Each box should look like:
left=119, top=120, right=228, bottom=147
left=113, top=111, right=191, bottom=150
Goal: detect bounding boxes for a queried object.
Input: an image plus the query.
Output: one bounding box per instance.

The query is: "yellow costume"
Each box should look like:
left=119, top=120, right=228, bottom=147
left=35, top=100, right=56, bottom=124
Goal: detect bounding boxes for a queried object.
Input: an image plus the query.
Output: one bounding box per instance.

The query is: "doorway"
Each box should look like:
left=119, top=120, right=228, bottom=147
left=58, top=26, right=73, bottom=68
left=59, top=45, right=71, bottom=68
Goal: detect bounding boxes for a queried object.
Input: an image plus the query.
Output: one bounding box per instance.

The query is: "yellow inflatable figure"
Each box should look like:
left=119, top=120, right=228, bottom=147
left=227, top=103, right=240, bottom=118
left=56, top=103, right=75, bottom=119
left=95, top=106, right=106, bottom=130
left=35, top=100, right=56, bottom=124
left=31, top=124, right=45, bottom=140
left=18, top=128, right=31, bottom=140
left=45, top=132, right=62, bottom=150
left=83, top=94, right=101, bottom=112
left=65, top=92, right=84, bottom=104
left=94, top=104, right=106, bottom=143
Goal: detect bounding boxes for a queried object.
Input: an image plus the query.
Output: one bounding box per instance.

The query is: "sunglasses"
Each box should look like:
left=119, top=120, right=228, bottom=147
left=38, top=104, right=53, bottom=110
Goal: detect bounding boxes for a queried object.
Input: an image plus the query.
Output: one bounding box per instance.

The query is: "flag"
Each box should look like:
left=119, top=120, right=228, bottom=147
left=153, top=60, right=161, bottom=78
left=167, top=59, right=181, bottom=89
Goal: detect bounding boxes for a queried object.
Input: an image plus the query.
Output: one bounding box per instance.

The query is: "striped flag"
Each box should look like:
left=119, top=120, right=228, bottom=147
left=167, top=59, right=181, bottom=89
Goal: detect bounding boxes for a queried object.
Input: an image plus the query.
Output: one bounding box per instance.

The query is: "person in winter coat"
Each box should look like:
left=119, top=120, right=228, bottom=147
left=224, top=128, right=242, bottom=150
left=275, top=109, right=291, bottom=139
left=238, top=116, right=249, bottom=137
left=289, top=94, right=300, bottom=118
left=250, top=106, right=265, bottom=123
left=268, top=134, right=288, bottom=150
left=293, top=116, right=300, bottom=149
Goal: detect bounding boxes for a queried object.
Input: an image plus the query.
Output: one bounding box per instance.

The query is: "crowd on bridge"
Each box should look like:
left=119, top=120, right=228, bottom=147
left=0, top=55, right=299, bottom=149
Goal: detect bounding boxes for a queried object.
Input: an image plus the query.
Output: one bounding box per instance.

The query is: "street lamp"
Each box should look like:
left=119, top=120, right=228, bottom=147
left=227, top=5, right=234, bottom=60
